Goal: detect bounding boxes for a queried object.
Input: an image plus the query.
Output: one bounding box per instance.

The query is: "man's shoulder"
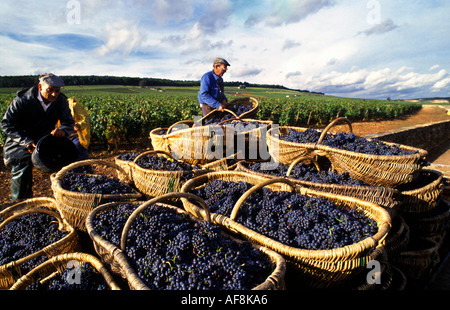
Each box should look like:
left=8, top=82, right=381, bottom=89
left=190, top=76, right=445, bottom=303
left=15, top=86, right=37, bottom=100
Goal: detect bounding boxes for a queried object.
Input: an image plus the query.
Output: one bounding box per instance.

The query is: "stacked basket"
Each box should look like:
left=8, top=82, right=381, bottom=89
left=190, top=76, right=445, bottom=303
left=265, top=116, right=448, bottom=288
left=0, top=198, right=80, bottom=289
left=85, top=193, right=287, bottom=290
left=150, top=97, right=260, bottom=165
left=180, top=171, right=392, bottom=289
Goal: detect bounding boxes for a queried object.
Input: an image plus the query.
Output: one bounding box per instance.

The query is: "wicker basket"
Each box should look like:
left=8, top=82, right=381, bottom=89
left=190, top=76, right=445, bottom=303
left=396, top=169, right=444, bottom=214
left=200, top=108, right=240, bottom=125
left=402, top=200, right=450, bottom=239
left=127, top=150, right=209, bottom=197
left=267, top=126, right=319, bottom=165
left=236, top=156, right=399, bottom=214
left=226, top=96, right=259, bottom=119
left=51, top=159, right=142, bottom=232
left=180, top=171, right=392, bottom=288
left=85, top=201, right=143, bottom=284
left=389, top=238, right=441, bottom=282
left=384, top=215, right=410, bottom=256
left=200, top=152, right=241, bottom=171
left=90, top=192, right=285, bottom=290
left=0, top=197, right=79, bottom=289
left=9, top=252, right=121, bottom=290
left=313, top=118, right=428, bottom=187
left=149, top=120, right=195, bottom=155
left=268, top=117, right=428, bottom=187
left=150, top=122, right=229, bottom=166
left=218, top=118, right=273, bottom=161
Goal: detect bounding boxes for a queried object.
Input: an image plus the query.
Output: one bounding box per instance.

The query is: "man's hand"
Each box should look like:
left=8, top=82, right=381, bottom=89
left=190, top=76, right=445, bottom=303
left=218, top=100, right=228, bottom=112
left=51, top=128, right=65, bottom=138
left=74, top=124, right=81, bottom=131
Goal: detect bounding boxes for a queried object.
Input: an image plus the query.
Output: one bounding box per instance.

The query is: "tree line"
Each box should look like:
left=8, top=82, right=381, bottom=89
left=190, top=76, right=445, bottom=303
left=0, top=75, right=284, bottom=89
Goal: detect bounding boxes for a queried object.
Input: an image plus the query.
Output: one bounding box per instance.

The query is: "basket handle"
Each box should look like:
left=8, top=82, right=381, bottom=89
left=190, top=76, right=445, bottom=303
left=0, top=208, right=64, bottom=231
left=167, top=119, right=195, bottom=135
left=133, top=150, right=175, bottom=163
left=230, top=178, right=297, bottom=221
left=53, top=159, right=131, bottom=183
left=199, top=108, right=240, bottom=125
left=120, top=192, right=210, bottom=251
left=286, top=156, right=322, bottom=177
left=316, top=117, right=353, bottom=145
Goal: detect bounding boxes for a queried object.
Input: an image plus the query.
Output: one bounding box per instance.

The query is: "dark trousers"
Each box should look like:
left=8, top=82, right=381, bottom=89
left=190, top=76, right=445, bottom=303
left=10, top=157, right=33, bottom=201
left=201, top=104, right=214, bottom=116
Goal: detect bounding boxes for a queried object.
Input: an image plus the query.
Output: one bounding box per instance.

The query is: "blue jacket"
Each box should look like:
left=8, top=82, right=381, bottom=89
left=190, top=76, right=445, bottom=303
left=1, top=86, right=75, bottom=166
left=198, top=70, right=227, bottom=109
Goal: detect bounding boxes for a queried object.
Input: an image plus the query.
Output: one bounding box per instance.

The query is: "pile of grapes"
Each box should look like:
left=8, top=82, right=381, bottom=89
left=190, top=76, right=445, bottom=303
left=226, top=104, right=253, bottom=116
left=191, top=180, right=378, bottom=250
left=223, top=120, right=268, bottom=134
left=282, top=128, right=418, bottom=156
left=61, top=173, right=135, bottom=195
left=116, top=152, right=139, bottom=161
left=92, top=203, right=140, bottom=247
left=203, top=113, right=236, bottom=125
left=248, top=161, right=368, bottom=186
left=25, top=262, right=109, bottom=290
left=0, top=213, right=69, bottom=273
left=135, top=154, right=200, bottom=172
left=123, top=205, right=272, bottom=290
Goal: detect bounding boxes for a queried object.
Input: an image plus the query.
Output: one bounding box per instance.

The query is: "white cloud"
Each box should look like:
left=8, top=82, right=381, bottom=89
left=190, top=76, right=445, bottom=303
left=359, top=18, right=399, bottom=36
left=95, top=20, right=146, bottom=57
left=265, top=0, right=336, bottom=26
left=1, top=0, right=449, bottom=100
left=302, top=67, right=450, bottom=99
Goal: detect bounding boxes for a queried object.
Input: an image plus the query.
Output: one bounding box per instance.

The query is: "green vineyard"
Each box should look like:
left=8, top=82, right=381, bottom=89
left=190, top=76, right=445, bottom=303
left=0, top=85, right=422, bottom=147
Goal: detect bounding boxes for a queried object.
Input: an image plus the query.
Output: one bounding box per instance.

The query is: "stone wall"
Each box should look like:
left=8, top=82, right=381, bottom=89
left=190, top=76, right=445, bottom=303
left=365, top=120, right=450, bottom=151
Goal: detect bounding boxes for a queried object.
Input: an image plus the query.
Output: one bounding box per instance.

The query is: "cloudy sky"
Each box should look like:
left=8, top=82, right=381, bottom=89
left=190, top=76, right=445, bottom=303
left=0, top=0, right=449, bottom=99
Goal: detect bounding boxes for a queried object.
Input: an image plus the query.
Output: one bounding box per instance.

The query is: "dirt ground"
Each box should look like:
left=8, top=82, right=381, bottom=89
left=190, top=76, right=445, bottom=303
left=0, top=105, right=449, bottom=208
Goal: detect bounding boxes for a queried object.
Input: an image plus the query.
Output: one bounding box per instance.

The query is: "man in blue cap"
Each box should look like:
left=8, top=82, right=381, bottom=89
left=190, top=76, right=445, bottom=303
left=1, top=73, right=75, bottom=201
left=198, top=57, right=230, bottom=116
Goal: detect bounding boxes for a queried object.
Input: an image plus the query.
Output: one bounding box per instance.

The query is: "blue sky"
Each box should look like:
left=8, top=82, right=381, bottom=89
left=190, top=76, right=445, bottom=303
left=0, top=0, right=449, bottom=99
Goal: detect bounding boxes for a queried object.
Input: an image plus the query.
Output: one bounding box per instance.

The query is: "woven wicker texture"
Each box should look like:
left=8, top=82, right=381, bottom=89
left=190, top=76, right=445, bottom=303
left=0, top=197, right=79, bottom=289
left=180, top=170, right=392, bottom=288
left=88, top=192, right=286, bottom=290
left=396, top=169, right=444, bottom=214
left=10, top=252, right=121, bottom=290
left=51, top=159, right=142, bottom=231
left=236, top=156, right=399, bottom=214
left=267, top=117, right=428, bottom=187
left=127, top=150, right=209, bottom=198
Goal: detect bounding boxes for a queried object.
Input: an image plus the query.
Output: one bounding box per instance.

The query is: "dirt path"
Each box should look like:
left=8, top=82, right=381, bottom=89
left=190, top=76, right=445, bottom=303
left=0, top=105, right=449, bottom=208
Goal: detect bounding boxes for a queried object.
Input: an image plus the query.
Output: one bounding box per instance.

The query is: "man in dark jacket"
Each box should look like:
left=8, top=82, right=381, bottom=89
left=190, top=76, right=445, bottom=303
left=1, top=73, right=75, bottom=201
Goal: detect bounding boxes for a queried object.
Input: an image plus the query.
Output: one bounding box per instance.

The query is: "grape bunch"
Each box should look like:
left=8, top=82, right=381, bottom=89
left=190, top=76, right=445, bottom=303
left=282, top=128, right=418, bottom=156
left=191, top=180, right=378, bottom=250
left=0, top=213, right=69, bottom=273
left=25, top=262, right=109, bottom=290
left=92, top=203, right=140, bottom=247
left=61, top=173, right=135, bottom=195
left=135, top=154, right=200, bottom=172
left=116, top=152, right=140, bottom=161
left=223, top=120, right=267, bottom=134
left=226, top=104, right=253, bottom=116
left=124, top=205, right=272, bottom=290
left=203, top=113, right=235, bottom=125
left=248, top=162, right=368, bottom=186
